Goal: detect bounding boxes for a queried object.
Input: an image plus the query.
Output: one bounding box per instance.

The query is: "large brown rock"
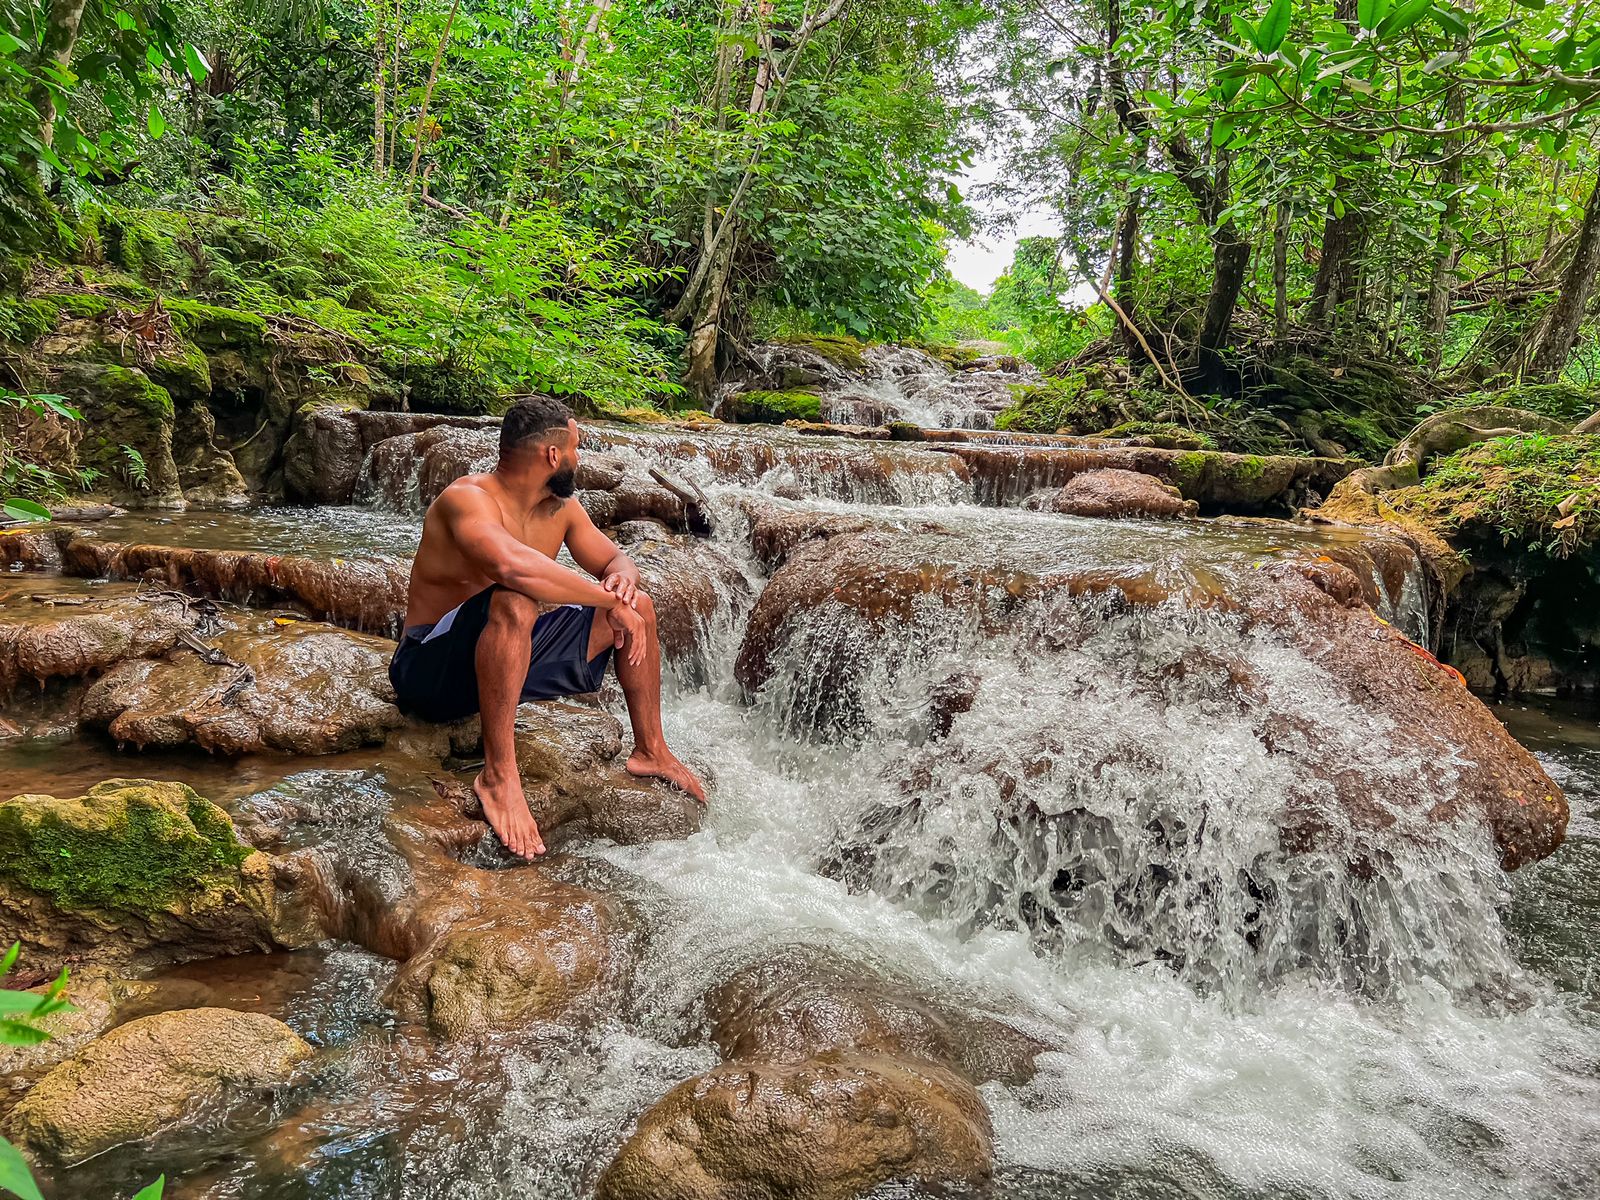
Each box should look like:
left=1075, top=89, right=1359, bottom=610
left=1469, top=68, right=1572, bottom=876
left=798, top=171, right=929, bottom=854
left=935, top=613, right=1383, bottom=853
left=706, top=950, right=1044, bottom=1087
left=6, top=1007, right=312, bottom=1163
left=383, top=864, right=623, bottom=1040
left=595, top=1052, right=993, bottom=1200
left=81, top=615, right=405, bottom=755
left=735, top=527, right=1566, bottom=870
left=1030, top=467, right=1198, bottom=519
left=58, top=536, right=409, bottom=636
left=619, top=528, right=752, bottom=670
left=0, top=780, right=321, bottom=980
left=0, top=591, right=199, bottom=695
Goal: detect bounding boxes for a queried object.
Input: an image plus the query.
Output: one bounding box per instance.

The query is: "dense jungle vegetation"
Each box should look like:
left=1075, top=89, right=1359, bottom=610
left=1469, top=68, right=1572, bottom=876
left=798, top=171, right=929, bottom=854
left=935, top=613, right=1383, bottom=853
left=0, top=0, right=1598, bottom=505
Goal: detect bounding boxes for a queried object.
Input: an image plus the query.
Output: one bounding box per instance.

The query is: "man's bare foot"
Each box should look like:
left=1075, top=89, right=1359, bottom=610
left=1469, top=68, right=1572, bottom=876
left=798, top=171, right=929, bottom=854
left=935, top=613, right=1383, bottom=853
left=626, top=749, right=707, bottom=805
left=472, top=771, right=545, bottom=858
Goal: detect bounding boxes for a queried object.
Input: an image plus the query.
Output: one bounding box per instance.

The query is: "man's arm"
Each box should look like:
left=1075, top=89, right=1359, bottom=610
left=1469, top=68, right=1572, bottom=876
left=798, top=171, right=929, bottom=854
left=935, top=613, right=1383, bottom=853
left=440, top=488, right=620, bottom=609
left=565, top=500, right=640, bottom=606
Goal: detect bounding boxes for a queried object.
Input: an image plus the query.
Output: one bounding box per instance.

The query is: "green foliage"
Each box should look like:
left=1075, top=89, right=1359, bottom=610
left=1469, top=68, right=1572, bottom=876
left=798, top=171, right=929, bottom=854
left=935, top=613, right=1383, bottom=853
left=1428, top=383, right=1600, bottom=425
left=1, top=385, right=84, bottom=516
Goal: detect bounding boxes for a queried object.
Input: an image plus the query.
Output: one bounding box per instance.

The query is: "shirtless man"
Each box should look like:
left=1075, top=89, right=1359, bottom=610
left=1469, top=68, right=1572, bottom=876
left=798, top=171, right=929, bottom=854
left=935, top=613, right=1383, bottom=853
left=390, top=395, right=706, bottom=857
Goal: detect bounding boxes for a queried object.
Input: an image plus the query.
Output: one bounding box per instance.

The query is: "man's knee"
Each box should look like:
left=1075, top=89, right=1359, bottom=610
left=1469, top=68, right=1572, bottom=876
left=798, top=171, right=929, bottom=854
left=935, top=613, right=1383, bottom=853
left=635, top=590, right=657, bottom=625
left=487, top=586, right=540, bottom=627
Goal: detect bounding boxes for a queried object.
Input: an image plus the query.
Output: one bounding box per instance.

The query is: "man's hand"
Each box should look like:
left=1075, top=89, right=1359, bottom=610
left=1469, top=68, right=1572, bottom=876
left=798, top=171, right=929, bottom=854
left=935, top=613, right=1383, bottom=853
left=606, top=603, right=648, bottom=667
left=602, top=572, right=638, bottom=608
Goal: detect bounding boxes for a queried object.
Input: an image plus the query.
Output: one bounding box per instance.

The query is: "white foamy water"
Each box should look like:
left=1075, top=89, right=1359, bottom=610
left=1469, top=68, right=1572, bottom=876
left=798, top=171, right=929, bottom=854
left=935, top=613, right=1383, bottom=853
left=579, top=499, right=1600, bottom=1200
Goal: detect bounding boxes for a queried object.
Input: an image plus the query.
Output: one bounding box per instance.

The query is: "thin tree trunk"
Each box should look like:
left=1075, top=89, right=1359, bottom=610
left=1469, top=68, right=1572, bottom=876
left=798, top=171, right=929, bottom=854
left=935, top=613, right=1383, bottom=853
left=1527, top=174, right=1600, bottom=381
left=373, top=0, right=387, bottom=175
left=405, top=0, right=462, bottom=186
left=686, top=233, right=737, bottom=402
left=29, top=0, right=91, bottom=153
left=1423, top=50, right=1466, bottom=358
left=1273, top=201, right=1291, bottom=341
left=1115, top=189, right=1142, bottom=356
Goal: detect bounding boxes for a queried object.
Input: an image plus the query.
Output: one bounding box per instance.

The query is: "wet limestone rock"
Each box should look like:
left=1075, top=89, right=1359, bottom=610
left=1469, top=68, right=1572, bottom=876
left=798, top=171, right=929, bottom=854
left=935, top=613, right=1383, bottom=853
left=0, top=781, right=314, bottom=978
left=595, top=1052, right=993, bottom=1200
left=81, top=617, right=405, bottom=755
left=50, top=361, right=183, bottom=507
left=5, top=1007, right=312, bottom=1163
left=736, top=526, right=1567, bottom=870
left=0, top=592, right=199, bottom=695
left=706, top=950, right=1044, bottom=1087
left=619, top=528, right=751, bottom=671
left=59, top=537, right=410, bottom=636
left=1031, top=467, right=1198, bottom=519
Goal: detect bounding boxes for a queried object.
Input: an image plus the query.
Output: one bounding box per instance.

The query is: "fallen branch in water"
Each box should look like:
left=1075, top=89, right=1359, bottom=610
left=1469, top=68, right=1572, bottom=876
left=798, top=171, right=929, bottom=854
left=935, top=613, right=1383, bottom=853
left=647, top=467, right=715, bottom=538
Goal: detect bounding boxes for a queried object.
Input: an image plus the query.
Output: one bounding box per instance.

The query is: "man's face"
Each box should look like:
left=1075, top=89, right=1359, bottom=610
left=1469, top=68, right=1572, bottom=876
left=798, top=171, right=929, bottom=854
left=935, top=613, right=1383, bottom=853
left=546, top=419, right=581, bottom=498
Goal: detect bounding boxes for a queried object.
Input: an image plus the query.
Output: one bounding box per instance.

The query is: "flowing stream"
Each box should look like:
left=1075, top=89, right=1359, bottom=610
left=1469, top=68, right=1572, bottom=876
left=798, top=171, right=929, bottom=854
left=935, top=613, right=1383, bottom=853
left=22, top=423, right=1600, bottom=1200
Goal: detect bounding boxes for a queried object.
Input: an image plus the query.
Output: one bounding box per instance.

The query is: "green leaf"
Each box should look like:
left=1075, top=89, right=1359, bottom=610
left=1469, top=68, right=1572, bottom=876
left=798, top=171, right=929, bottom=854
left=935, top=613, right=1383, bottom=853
left=1356, top=0, right=1392, bottom=30
left=146, top=104, right=165, bottom=139
left=1231, top=13, right=1261, bottom=50
left=1423, top=50, right=1461, bottom=72
left=0, top=1137, right=41, bottom=1200
left=1, top=499, right=50, bottom=524
left=1211, top=117, right=1235, bottom=147
left=1378, top=0, right=1432, bottom=35
left=1430, top=6, right=1469, bottom=36
left=0, top=945, right=17, bottom=977
left=0, top=32, right=25, bottom=55
left=131, top=1176, right=166, bottom=1200
left=183, top=44, right=210, bottom=84
left=1257, top=0, right=1294, bottom=53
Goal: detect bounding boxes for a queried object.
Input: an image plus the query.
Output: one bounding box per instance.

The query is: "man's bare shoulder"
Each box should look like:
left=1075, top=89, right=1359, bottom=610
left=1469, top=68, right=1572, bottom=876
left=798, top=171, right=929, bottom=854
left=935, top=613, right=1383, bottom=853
left=431, top=474, right=502, bottom=517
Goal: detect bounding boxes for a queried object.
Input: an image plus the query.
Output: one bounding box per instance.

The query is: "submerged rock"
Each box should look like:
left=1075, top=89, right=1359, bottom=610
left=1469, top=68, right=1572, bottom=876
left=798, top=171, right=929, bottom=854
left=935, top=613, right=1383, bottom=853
left=596, top=1052, right=993, bottom=1200
left=0, top=780, right=318, bottom=979
left=1029, top=467, right=1198, bottom=518
left=6, top=1007, right=312, bottom=1163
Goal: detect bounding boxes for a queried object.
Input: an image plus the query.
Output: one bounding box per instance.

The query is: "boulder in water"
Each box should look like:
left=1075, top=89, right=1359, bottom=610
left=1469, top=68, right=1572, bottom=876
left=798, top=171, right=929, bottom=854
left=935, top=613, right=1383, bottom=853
left=5, top=1007, right=312, bottom=1163
left=81, top=616, right=405, bottom=755
left=0, top=591, right=201, bottom=695
left=0, top=780, right=319, bottom=979
left=1029, top=467, right=1199, bottom=518
left=596, top=1052, right=992, bottom=1200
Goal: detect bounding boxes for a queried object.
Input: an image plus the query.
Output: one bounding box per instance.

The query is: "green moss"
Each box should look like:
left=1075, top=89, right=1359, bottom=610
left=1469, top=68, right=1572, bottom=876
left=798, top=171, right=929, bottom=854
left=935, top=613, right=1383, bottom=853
left=725, top=388, right=823, bottom=424
left=909, top=340, right=981, bottom=370
left=772, top=333, right=869, bottom=372
left=53, top=294, right=113, bottom=320
left=0, top=298, right=62, bottom=343
left=166, top=299, right=267, bottom=349
left=1394, top=433, right=1600, bottom=554
left=397, top=357, right=500, bottom=415
left=1234, top=455, right=1267, bottom=483
left=1171, top=451, right=1209, bottom=488
left=0, top=780, right=252, bottom=912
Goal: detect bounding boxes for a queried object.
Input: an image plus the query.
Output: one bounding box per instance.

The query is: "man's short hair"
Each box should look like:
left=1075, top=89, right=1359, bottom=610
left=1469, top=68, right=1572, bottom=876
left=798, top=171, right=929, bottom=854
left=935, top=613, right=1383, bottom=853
left=500, top=395, right=574, bottom=458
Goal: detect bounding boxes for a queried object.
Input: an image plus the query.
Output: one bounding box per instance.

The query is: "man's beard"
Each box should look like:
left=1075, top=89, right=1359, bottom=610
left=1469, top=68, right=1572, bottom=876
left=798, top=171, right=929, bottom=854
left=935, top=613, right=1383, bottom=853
left=548, top=466, right=578, bottom=498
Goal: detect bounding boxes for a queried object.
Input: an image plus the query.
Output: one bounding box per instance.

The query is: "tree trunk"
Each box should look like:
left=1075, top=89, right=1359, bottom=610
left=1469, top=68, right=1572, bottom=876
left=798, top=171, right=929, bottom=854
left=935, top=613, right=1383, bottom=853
left=1310, top=197, right=1368, bottom=330
left=1272, top=201, right=1291, bottom=341
left=1115, top=190, right=1142, bottom=356
left=685, top=231, right=737, bottom=403
left=373, top=0, right=387, bottom=175
left=1422, top=50, right=1466, bottom=359
left=29, top=0, right=91, bottom=154
left=1527, top=174, right=1600, bottom=381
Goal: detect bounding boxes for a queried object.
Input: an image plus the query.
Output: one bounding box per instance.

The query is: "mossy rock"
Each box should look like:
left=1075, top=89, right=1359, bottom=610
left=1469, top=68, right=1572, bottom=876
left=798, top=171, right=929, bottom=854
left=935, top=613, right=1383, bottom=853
left=0, top=297, right=62, bottom=343
left=771, top=333, right=869, bottom=372
left=56, top=361, right=181, bottom=503
left=997, top=376, right=1133, bottom=434
left=1384, top=433, right=1600, bottom=554
left=0, top=780, right=253, bottom=913
left=723, top=388, right=823, bottom=424
left=166, top=300, right=267, bottom=350
left=910, top=341, right=981, bottom=370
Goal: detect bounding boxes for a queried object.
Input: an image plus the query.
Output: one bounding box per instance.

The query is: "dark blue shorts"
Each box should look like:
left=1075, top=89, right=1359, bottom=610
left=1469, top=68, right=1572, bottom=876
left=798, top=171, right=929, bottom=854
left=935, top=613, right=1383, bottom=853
left=389, top=586, right=611, bottom=723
